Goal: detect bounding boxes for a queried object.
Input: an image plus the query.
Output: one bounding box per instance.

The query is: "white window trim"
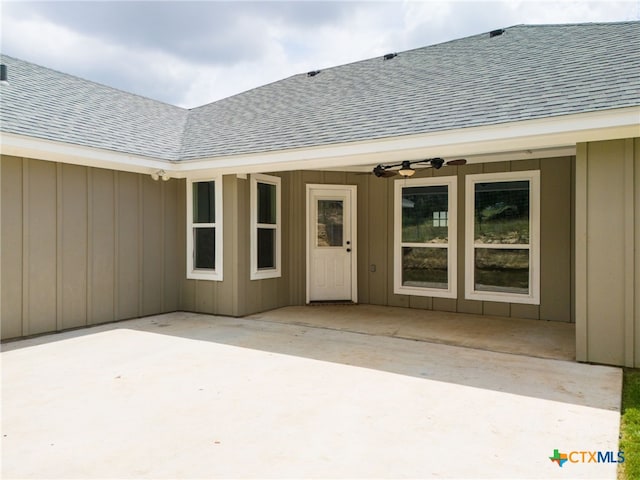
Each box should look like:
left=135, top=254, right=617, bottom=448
left=394, top=176, right=457, bottom=299
left=464, top=170, right=540, bottom=304
left=186, top=176, right=223, bottom=281
left=250, top=173, right=281, bottom=280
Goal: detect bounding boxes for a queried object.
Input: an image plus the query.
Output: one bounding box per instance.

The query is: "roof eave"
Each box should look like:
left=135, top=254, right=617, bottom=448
left=173, top=106, right=640, bottom=176
left=2, top=106, right=638, bottom=177
left=0, top=132, right=174, bottom=174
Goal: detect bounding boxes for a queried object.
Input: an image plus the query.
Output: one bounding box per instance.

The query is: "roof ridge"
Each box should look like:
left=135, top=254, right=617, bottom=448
left=189, top=22, right=512, bottom=109
left=510, top=20, right=639, bottom=28
left=188, top=71, right=302, bottom=111
left=196, top=20, right=640, bottom=103
left=177, top=110, right=197, bottom=160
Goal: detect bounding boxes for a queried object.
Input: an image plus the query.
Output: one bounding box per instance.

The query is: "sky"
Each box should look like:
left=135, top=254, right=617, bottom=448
left=1, top=0, right=638, bottom=108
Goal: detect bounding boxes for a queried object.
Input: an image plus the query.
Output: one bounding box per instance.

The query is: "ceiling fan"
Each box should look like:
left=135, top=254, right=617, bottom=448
left=372, top=157, right=467, bottom=178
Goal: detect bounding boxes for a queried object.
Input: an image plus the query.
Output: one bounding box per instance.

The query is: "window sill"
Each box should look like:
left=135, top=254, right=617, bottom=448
left=187, top=270, right=223, bottom=281
left=250, top=269, right=281, bottom=281
left=394, top=285, right=457, bottom=299
left=465, top=290, right=539, bottom=305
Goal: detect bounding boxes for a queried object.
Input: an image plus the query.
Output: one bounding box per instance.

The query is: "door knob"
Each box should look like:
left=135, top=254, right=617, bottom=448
left=346, top=248, right=352, bottom=252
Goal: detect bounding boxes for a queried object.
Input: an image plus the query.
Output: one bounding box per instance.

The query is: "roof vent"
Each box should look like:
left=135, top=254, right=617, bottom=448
left=0, top=64, right=8, bottom=85
left=383, top=53, right=397, bottom=61
left=489, top=29, right=505, bottom=38
left=307, top=70, right=321, bottom=77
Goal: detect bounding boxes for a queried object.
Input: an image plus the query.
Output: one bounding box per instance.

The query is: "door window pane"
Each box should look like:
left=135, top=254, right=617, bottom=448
left=317, top=200, right=343, bottom=247
left=193, top=181, right=215, bottom=223
left=257, top=228, right=275, bottom=269
left=402, top=185, right=449, bottom=243
left=257, top=182, right=276, bottom=224
left=194, top=227, right=216, bottom=269
left=474, top=248, right=529, bottom=294
left=474, top=181, right=529, bottom=244
left=401, top=247, right=448, bottom=289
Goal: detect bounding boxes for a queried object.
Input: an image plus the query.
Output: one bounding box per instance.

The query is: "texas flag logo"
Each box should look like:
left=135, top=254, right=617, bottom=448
left=549, top=449, right=568, bottom=467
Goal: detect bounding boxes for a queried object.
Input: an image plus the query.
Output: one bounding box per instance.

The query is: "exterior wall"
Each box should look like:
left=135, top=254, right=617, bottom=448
left=185, top=158, right=572, bottom=320
left=178, top=174, right=292, bottom=317
left=3, top=155, right=576, bottom=339
left=362, top=157, right=574, bottom=321
left=0, top=155, right=180, bottom=340
left=234, top=173, right=290, bottom=316
left=178, top=176, right=236, bottom=316
left=576, top=138, right=640, bottom=367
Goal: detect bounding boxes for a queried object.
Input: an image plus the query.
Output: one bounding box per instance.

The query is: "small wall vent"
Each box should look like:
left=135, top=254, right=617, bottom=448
left=489, top=29, right=505, bottom=38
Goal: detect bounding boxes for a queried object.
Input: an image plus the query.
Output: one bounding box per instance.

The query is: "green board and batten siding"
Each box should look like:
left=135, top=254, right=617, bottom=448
left=180, top=157, right=574, bottom=325
left=178, top=175, right=237, bottom=316
left=1, top=156, right=180, bottom=338
left=0, top=154, right=576, bottom=338
left=575, top=138, right=640, bottom=367
left=178, top=174, right=291, bottom=317
left=362, top=157, right=574, bottom=322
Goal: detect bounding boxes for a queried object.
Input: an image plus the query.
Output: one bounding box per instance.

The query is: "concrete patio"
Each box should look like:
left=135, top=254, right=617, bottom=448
left=249, top=304, right=576, bottom=361
left=1, top=306, right=621, bottom=479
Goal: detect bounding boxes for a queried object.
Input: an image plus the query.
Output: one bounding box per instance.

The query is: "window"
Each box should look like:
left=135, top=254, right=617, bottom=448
left=465, top=170, right=540, bottom=304
left=187, top=177, right=223, bottom=280
left=251, top=174, right=281, bottom=280
left=394, top=176, right=457, bottom=298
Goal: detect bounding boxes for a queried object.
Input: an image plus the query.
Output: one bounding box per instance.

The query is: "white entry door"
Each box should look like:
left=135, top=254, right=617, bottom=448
left=306, top=185, right=357, bottom=302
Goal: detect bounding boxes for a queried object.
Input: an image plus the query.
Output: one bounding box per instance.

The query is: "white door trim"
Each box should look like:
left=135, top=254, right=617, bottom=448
left=306, top=184, right=358, bottom=303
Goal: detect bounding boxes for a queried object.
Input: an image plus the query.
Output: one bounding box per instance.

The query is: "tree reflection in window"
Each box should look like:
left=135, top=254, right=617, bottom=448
left=317, top=200, right=343, bottom=247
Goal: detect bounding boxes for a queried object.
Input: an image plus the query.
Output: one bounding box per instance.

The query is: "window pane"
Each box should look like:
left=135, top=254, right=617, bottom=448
left=193, top=181, right=215, bottom=223
left=317, top=200, right=343, bottom=247
left=257, top=182, right=276, bottom=224
left=257, top=228, right=275, bottom=269
left=194, top=227, right=215, bottom=269
left=401, top=247, right=448, bottom=289
left=474, top=181, right=529, bottom=244
left=474, top=248, right=529, bottom=294
left=402, top=185, right=449, bottom=243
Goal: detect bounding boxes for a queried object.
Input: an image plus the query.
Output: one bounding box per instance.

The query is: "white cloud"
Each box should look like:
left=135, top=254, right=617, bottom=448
left=505, top=0, right=639, bottom=24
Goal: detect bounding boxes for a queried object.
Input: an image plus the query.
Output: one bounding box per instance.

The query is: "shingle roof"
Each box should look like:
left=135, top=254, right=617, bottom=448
left=1, top=22, right=639, bottom=162
left=0, top=55, right=188, bottom=161
left=180, top=21, right=640, bottom=160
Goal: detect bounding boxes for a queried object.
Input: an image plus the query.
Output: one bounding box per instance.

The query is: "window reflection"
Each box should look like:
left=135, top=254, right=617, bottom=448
left=317, top=200, right=343, bottom=247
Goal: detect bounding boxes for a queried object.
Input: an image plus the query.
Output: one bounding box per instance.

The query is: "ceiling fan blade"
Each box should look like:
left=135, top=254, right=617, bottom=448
left=445, top=158, right=467, bottom=166
left=361, top=169, right=397, bottom=177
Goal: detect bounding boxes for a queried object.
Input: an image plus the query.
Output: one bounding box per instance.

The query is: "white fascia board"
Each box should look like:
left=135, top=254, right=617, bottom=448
left=2, top=106, right=638, bottom=176
left=0, top=132, right=172, bottom=174
left=174, top=106, right=640, bottom=175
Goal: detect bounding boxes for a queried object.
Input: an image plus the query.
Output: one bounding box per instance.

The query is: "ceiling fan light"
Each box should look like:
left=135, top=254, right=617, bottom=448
left=398, top=161, right=415, bottom=177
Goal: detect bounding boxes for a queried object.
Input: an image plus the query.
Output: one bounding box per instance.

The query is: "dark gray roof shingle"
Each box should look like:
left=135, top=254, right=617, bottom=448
left=1, top=22, right=638, bottom=162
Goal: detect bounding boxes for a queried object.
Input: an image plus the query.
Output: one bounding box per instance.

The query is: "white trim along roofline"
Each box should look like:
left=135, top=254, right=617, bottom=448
left=2, top=106, right=639, bottom=176
left=0, top=132, right=171, bottom=174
